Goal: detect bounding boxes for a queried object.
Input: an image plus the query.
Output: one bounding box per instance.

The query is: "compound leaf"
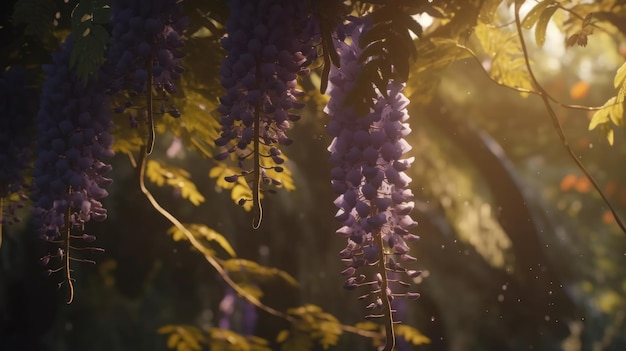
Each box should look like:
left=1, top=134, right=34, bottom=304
left=146, top=160, right=205, bottom=206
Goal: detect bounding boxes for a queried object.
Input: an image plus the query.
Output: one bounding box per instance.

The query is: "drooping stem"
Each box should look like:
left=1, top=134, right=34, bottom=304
left=146, top=56, right=155, bottom=155
left=135, top=148, right=381, bottom=340
left=252, top=63, right=263, bottom=229
left=372, top=207, right=396, bottom=351
left=64, top=187, right=74, bottom=304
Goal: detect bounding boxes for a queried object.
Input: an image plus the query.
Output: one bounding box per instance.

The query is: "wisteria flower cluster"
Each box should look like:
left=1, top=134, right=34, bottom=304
left=106, top=0, right=187, bottom=120
left=215, top=0, right=317, bottom=220
left=0, top=66, right=36, bottom=225
left=32, top=36, right=113, bottom=250
left=325, top=20, right=420, bottom=320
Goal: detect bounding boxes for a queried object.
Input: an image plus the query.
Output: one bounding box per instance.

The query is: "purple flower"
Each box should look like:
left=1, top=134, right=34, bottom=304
left=215, top=0, right=317, bottom=189
left=32, top=36, right=114, bottom=240
left=325, top=20, right=419, bottom=313
left=105, top=0, right=187, bottom=117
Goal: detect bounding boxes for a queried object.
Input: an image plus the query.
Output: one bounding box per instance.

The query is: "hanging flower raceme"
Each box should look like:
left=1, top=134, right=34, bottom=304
left=324, top=20, right=420, bottom=328
left=215, top=0, right=317, bottom=227
left=106, top=0, right=187, bottom=98
left=105, top=0, right=188, bottom=153
left=32, top=36, right=113, bottom=301
left=0, top=66, right=37, bottom=225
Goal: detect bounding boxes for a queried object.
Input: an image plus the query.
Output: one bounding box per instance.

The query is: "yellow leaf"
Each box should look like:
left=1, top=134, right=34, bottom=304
left=589, top=97, right=616, bottom=131
left=147, top=160, right=205, bottom=206
left=608, top=100, right=624, bottom=127
left=258, top=144, right=296, bottom=191
left=146, top=160, right=166, bottom=186
left=188, top=224, right=236, bottom=257
left=158, top=325, right=178, bottom=334
left=614, top=62, right=626, bottom=89
left=521, top=1, right=553, bottom=29
left=223, top=258, right=299, bottom=287
left=395, top=325, right=431, bottom=346
left=534, top=4, right=558, bottom=48
left=166, top=226, right=188, bottom=242
left=474, top=22, right=533, bottom=94
left=167, top=333, right=181, bottom=349
left=208, top=165, right=226, bottom=179
left=276, top=330, right=290, bottom=343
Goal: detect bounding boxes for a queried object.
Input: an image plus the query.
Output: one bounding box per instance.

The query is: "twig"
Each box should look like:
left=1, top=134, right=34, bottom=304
left=135, top=148, right=381, bottom=340
left=453, top=42, right=613, bottom=111
left=146, top=57, right=155, bottom=155
left=513, top=2, right=626, bottom=235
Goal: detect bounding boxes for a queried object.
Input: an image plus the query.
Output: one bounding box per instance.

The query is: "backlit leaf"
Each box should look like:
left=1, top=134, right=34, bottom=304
left=223, top=258, right=299, bottom=288
left=474, top=22, right=533, bottom=94
left=521, top=1, right=553, bottom=29
left=279, top=304, right=343, bottom=350
left=158, top=325, right=205, bottom=351
left=146, top=160, right=205, bottom=206
left=589, top=97, right=616, bottom=131
left=209, top=328, right=272, bottom=351
left=167, top=223, right=236, bottom=257
left=535, top=4, right=558, bottom=48
left=614, top=62, right=626, bottom=90
left=608, top=100, right=624, bottom=127
left=276, top=330, right=290, bottom=344
left=395, top=324, right=431, bottom=346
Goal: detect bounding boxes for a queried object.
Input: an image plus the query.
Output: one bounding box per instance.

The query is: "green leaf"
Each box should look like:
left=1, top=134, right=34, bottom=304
left=614, top=62, right=626, bottom=89
left=521, top=1, right=553, bottom=29
left=12, top=0, right=56, bottom=38
left=70, top=0, right=112, bottom=82
left=534, top=4, right=558, bottom=48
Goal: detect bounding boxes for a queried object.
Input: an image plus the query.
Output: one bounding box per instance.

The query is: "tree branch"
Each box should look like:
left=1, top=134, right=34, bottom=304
left=513, top=2, right=626, bottom=236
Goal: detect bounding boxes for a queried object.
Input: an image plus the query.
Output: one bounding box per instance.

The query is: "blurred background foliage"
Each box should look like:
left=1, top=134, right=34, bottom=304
left=1, top=0, right=626, bottom=350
